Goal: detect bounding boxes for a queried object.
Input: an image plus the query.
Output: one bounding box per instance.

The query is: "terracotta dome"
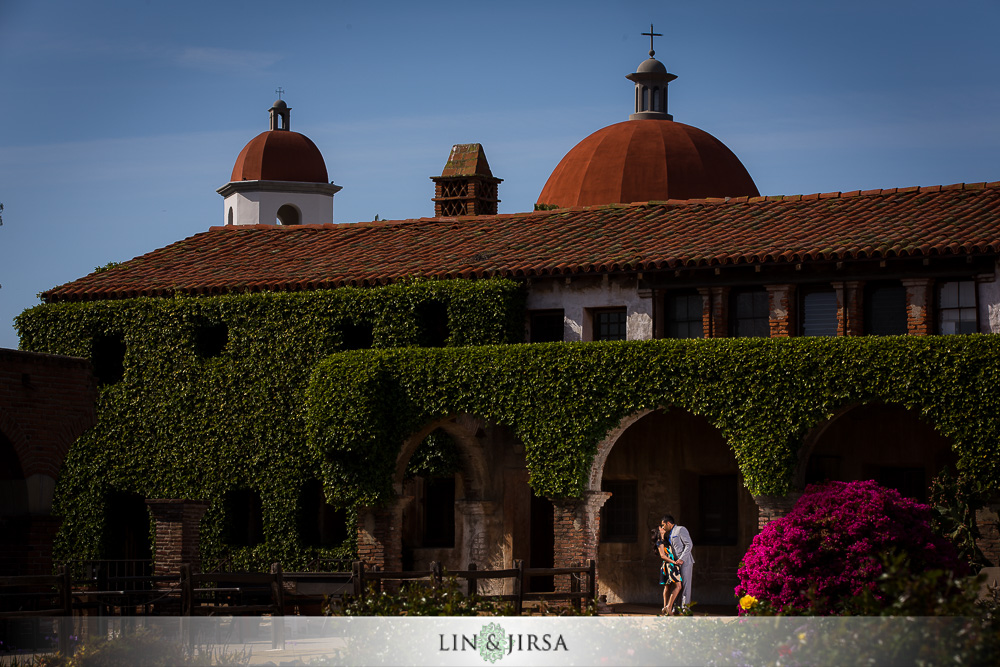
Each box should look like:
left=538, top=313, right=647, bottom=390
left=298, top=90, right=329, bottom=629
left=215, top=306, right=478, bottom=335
left=537, top=119, right=759, bottom=208
left=230, top=130, right=329, bottom=183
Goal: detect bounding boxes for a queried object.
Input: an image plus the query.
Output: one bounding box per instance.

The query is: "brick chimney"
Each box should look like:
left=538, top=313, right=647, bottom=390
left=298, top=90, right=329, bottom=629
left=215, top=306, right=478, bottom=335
left=431, top=144, right=502, bottom=217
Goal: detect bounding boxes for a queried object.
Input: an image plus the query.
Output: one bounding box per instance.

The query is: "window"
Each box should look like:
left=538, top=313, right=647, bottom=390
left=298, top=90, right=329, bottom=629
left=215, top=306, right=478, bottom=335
left=422, top=477, right=456, bottom=547
left=92, top=334, right=125, bottom=385
left=417, top=301, right=450, bottom=347
left=194, top=322, right=228, bottom=358
left=698, top=475, right=737, bottom=546
left=529, top=310, right=564, bottom=342
left=938, top=280, right=977, bottom=334
left=276, top=204, right=300, bottom=225
left=664, top=292, right=703, bottom=339
left=864, top=282, right=907, bottom=335
left=593, top=308, right=627, bottom=341
left=223, top=488, right=264, bottom=547
left=799, top=287, right=838, bottom=336
left=600, top=479, right=638, bottom=542
left=339, top=321, right=374, bottom=350
left=730, top=289, right=770, bottom=337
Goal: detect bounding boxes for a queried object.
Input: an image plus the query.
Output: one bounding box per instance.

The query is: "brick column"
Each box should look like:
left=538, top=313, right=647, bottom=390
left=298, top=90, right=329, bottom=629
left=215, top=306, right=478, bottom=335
left=357, top=497, right=410, bottom=571
left=753, top=493, right=802, bottom=530
left=550, top=491, right=610, bottom=593
left=903, top=278, right=934, bottom=335
left=698, top=287, right=731, bottom=337
left=833, top=281, right=864, bottom=336
left=766, top=285, right=796, bottom=337
left=146, top=499, right=209, bottom=577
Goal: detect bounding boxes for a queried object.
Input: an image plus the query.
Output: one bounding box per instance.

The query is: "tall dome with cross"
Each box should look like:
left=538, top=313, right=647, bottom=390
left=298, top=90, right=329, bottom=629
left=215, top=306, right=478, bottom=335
left=218, top=96, right=342, bottom=226
left=536, top=28, right=758, bottom=208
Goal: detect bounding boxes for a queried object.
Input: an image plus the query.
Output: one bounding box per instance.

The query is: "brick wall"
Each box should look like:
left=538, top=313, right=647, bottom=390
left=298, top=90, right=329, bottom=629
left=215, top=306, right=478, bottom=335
left=754, top=492, right=802, bottom=530
left=1, top=349, right=96, bottom=575
left=766, top=285, right=795, bottom=337
left=147, top=499, right=209, bottom=577
left=903, top=278, right=934, bottom=335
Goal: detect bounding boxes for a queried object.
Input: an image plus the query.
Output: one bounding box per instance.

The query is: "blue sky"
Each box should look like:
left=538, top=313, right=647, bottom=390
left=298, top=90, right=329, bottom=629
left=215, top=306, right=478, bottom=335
left=1, top=0, right=998, bottom=349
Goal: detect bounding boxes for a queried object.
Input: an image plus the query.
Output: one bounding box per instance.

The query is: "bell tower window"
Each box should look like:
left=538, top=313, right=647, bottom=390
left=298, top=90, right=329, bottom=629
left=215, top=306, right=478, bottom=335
left=276, top=204, right=301, bottom=226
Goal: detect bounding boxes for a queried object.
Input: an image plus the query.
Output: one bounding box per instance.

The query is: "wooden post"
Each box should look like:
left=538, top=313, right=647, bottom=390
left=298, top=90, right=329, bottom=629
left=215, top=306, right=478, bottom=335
left=587, top=559, right=596, bottom=603
left=431, top=561, right=441, bottom=587
left=467, top=563, right=477, bottom=597
left=352, top=561, right=365, bottom=600
left=570, top=563, right=581, bottom=613
left=514, top=559, right=523, bottom=616
left=270, top=563, right=285, bottom=650
left=59, top=566, right=72, bottom=656
left=180, top=564, right=192, bottom=616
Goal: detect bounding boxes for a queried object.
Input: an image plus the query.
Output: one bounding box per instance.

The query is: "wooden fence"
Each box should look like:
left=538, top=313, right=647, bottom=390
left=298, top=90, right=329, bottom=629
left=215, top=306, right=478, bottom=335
left=0, top=559, right=596, bottom=620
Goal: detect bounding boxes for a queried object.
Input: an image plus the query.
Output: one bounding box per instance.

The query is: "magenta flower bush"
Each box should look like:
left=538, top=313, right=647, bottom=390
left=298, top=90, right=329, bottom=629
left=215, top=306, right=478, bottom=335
left=736, top=480, right=965, bottom=614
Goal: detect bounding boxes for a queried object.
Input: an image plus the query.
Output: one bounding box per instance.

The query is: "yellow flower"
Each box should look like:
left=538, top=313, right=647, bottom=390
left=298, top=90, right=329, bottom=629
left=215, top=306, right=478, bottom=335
left=739, top=595, right=758, bottom=610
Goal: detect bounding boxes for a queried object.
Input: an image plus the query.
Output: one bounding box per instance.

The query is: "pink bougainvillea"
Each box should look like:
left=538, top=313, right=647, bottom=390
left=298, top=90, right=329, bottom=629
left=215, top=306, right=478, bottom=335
left=736, top=480, right=964, bottom=614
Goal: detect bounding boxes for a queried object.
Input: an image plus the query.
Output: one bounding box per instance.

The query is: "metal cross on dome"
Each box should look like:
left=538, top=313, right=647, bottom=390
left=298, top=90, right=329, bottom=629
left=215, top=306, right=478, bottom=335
left=275, top=87, right=285, bottom=100
left=642, top=24, right=662, bottom=57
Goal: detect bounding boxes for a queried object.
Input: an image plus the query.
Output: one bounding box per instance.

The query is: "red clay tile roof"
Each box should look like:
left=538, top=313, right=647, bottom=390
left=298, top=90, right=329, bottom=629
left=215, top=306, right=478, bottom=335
left=43, top=182, right=1000, bottom=302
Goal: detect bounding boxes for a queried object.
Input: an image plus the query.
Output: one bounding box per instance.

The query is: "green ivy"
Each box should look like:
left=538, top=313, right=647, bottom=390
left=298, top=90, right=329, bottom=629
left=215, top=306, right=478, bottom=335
left=307, top=336, right=1000, bottom=502
left=15, top=279, right=525, bottom=569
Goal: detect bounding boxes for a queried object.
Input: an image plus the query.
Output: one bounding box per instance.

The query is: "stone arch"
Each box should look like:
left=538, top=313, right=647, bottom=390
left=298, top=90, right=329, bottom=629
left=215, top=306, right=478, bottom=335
left=586, top=406, right=757, bottom=608
left=796, top=400, right=955, bottom=501
left=276, top=203, right=301, bottom=226
left=390, top=413, right=502, bottom=573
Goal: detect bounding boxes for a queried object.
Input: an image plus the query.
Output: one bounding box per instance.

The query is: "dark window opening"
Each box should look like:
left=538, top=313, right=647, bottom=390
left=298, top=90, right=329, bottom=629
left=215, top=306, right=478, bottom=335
left=195, top=322, right=228, bottom=358
left=223, top=488, right=264, bottom=547
left=339, top=321, right=374, bottom=350
left=298, top=479, right=348, bottom=547
left=698, top=475, right=737, bottom=546
left=529, top=310, right=564, bottom=342
left=528, top=494, right=554, bottom=592
left=276, top=204, right=300, bottom=226
left=103, top=490, right=152, bottom=561
left=422, top=477, right=456, bottom=548
left=593, top=308, right=627, bottom=341
left=877, top=466, right=927, bottom=502
left=864, top=282, right=907, bottom=335
left=938, top=280, right=978, bottom=334
left=664, top=292, right=703, bottom=339
left=92, top=334, right=125, bottom=385
left=417, top=301, right=450, bottom=347
left=730, top=289, right=770, bottom=338
left=799, top=287, right=838, bottom=337
left=600, top=479, right=638, bottom=542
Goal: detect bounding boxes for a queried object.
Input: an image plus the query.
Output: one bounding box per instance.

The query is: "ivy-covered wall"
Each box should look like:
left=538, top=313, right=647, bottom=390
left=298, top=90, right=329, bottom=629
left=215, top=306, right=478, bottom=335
left=308, top=336, right=1000, bottom=502
left=15, top=279, right=526, bottom=569
left=15, top=275, right=1000, bottom=569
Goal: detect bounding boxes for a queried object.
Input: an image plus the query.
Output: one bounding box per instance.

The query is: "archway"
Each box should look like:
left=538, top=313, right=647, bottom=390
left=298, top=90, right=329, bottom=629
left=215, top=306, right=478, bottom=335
left=799, top=401, right=956, bottom=502
left=589, top=407, right=756, bottom=606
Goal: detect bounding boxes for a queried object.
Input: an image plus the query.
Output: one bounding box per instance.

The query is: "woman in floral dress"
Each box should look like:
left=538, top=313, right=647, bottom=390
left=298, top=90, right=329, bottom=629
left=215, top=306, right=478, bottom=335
left=656, top=521, right=683, bottom=615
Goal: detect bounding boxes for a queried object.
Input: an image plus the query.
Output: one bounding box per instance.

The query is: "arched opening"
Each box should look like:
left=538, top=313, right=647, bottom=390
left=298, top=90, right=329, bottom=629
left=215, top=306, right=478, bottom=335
left=103, top=490, right=152, bottom=562
left=401, top=429, right=460, bottom=569
left=276, top=204, right=301, bottom=226
left=592, top=408, right=756, bottom=606
left=642, top=86, right=650, bottom=111
left=227, top=207, right=234, bottom=225
left=92, top=333, right=125, bottom=385
left=800, top=402, right=956, bottom=502
left=652, top=87, right=661, bottom=112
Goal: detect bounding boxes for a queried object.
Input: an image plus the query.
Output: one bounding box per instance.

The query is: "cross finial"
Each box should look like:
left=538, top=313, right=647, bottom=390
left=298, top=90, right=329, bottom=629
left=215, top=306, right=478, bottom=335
left=275, top=87, right=285, bottom=100
left=641, top=24, right=662, bottom=57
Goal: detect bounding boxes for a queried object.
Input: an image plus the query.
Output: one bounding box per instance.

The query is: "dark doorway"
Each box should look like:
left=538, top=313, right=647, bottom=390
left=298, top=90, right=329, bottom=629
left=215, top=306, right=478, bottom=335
left=528, top=494, right=554, bottom=592
left=103, top=490, right=152, bottom=561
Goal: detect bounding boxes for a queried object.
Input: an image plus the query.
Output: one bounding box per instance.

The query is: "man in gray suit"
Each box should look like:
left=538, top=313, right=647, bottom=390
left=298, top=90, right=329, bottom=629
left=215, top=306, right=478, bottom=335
left=662, top=515, right=694, bottom=611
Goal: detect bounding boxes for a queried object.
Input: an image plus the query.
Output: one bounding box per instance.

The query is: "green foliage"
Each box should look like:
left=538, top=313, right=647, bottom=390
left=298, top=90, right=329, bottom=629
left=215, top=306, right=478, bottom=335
left=930, top=467, right=994, bottom=570
left=308, top=335, right=1000, bottom=502
left=14, top=279, right=525, bottom=568
left=331, top=577, right=515, bottom=616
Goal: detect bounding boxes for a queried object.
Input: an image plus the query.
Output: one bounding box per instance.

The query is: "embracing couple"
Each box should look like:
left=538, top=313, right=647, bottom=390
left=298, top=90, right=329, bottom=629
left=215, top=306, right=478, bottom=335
left=656, top=514, right=694, bottom=615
